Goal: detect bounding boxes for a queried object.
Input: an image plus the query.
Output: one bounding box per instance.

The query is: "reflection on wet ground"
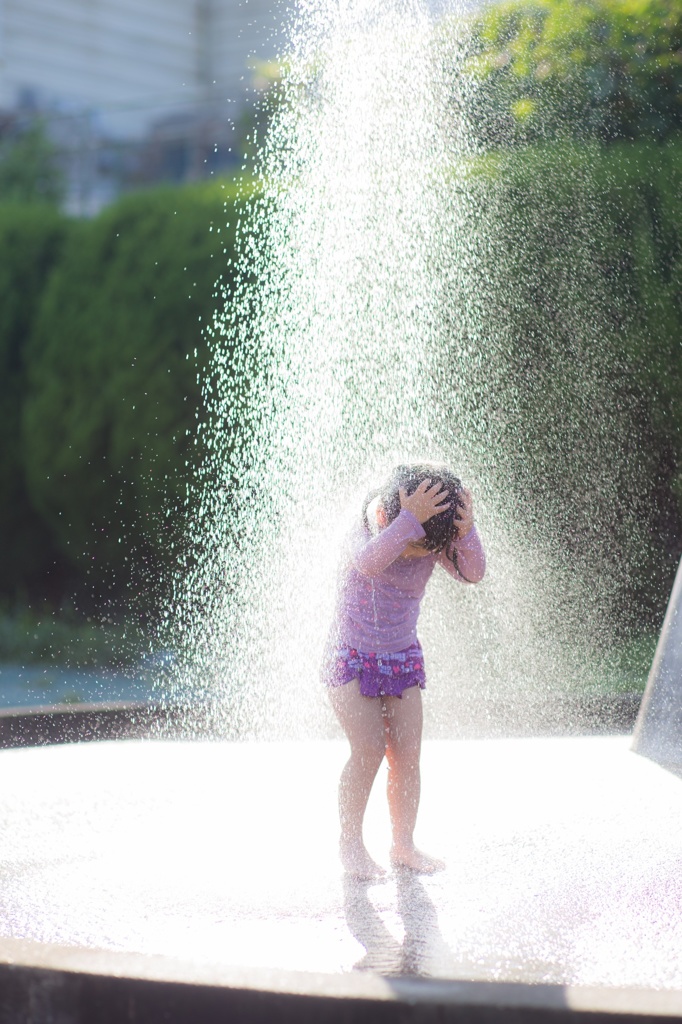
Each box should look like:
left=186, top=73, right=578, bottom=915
left=1, top=736, right=681, bottom=989
left=344, top=871, right=452, bottom=976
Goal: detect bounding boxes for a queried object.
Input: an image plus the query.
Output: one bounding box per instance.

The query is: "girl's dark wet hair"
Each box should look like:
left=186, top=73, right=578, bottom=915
left=362, top=463, right=472, bottom=578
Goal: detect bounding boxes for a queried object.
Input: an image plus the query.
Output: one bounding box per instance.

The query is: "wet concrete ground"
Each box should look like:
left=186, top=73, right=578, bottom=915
left=1, top=736, right=681, bottom=990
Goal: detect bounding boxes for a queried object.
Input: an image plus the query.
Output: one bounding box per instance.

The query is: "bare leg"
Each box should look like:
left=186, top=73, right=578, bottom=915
left=329, top=679, right=387, bottom=879
left=383, top=687, right=444, bottom=874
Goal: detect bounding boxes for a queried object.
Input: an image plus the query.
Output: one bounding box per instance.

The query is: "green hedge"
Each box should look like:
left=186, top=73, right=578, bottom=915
left=0, top=203, right=74, bottom=600
left=459, top=135, right=682, bottom=624
left=22, top=181, right=243, bottom=599
left=2, top=140, right=682, bottom=630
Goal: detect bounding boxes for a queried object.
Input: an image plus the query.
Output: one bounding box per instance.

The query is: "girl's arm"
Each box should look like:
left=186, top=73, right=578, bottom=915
left=349, top=510, right=426, bottom=576
left=438, top=525, right=486, bottom=584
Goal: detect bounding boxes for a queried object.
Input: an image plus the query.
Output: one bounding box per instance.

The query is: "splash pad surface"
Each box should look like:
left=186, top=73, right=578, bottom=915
left=2, top=734, right=681, bottom=991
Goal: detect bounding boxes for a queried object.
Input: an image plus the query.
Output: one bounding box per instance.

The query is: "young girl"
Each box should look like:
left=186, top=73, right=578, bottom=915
left=323, top=463, right=486, bottom=878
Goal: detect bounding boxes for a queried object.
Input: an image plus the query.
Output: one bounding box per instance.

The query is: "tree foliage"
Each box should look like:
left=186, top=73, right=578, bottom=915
left=465, top=0, right=682, bottom=145
left=0, top=121, right=65, bottom=205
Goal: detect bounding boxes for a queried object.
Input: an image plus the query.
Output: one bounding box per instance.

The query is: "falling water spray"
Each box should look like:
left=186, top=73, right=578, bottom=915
left=161, top=0, right=650, bottom=738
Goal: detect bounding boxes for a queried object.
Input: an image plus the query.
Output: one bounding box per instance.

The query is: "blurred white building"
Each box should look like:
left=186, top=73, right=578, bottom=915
left=0, top=0, right=284, bottom=211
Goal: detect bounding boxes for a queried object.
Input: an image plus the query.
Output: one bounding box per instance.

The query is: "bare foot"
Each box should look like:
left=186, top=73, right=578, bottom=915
left=390, top=844, right=445, bottom=874
left=340, top=838, right=386, bottom=880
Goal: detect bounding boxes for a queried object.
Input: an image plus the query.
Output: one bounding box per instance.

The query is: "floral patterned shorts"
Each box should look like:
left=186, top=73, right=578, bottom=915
left=322, top=641, right=426, bottom=698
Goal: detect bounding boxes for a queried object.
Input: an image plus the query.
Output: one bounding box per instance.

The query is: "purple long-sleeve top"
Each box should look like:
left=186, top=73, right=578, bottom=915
left=330, top=509, right=486, bottom=654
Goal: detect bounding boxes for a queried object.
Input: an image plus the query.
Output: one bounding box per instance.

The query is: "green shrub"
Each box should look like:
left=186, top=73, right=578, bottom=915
left=459, top=136, right=682, bottom=623
left=0, top=203, right=74, bottom=600
left=23, top=180, right=243, bottom=597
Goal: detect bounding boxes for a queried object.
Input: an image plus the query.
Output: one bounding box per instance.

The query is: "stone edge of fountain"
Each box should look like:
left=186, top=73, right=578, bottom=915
left=0, top=693, right=643, bottom=749
left=0, top=701, right=203, bottom=748
left=0, top=934, right=681, bottom=1024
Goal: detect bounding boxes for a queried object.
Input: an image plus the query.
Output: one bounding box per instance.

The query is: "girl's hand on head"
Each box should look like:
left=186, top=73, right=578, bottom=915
left=455, top=487, right=474, bottom=538
left=399, top=479, right=451, bottom=525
